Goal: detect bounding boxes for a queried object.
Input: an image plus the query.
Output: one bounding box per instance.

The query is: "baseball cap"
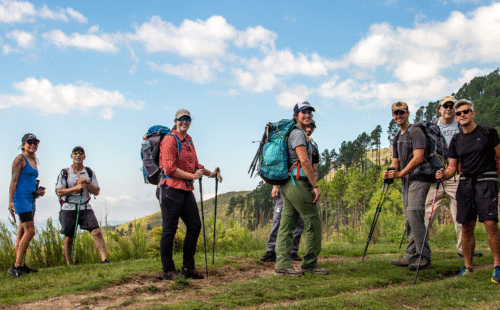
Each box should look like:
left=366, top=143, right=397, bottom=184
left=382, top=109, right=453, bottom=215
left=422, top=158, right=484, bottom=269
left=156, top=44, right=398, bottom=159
left=438, top=95, right=457, bottom=107
left=310, top=119, right=317, bottom=128
left=175, top=109, right=191, bottom=120
left=72, top=146, right=85, bottom=154
left=391, top=101, right=409, bottom=112
left=293, top=101, right=315, bottom=114
left=22, top=133, right=39, bottom=144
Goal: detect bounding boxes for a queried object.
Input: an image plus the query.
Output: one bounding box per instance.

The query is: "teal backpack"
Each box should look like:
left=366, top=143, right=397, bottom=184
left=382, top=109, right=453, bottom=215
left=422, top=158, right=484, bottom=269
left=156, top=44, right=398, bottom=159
left=249, top=120, right=306, bottom=185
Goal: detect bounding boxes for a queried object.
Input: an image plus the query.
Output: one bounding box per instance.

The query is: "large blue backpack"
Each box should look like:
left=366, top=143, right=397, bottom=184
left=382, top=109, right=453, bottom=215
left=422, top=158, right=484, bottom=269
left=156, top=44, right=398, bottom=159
left=249, top=120, right=302, bottom=185
left=141, top=125, right=181, bottom=185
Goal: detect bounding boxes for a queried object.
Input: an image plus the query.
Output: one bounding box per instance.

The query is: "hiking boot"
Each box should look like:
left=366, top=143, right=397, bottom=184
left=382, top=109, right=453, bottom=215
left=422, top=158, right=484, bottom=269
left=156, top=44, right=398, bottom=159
left=19, top=264, right=38, bottom=274
left=457, top=266, right=473, bottom=276
left=390, top=257, right=411, bottom=267
left=182, top=268, right=204, bottom=279
left=457, top=252, right=483, bottom=258
left=290, top=253, right=303, bottom=261
left=163, top=270, right=183, bottom=281
left=491, top=266, right=500, bottom=284
left=274, top=267, right=304, bottom=277
left=102, top=259, right=110, bottom=264
left=408, top=258, right=432, bottom=271
left=260, top=251, right=276, bottom=262
left=301, top=266, right=329, bottom=275
left=8, top=265, right=23, bottom=278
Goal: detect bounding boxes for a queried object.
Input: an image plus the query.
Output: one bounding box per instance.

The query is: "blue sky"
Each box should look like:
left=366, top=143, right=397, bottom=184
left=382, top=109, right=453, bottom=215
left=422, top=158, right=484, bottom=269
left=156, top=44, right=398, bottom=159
left=1, top=0, right=499, bottom=223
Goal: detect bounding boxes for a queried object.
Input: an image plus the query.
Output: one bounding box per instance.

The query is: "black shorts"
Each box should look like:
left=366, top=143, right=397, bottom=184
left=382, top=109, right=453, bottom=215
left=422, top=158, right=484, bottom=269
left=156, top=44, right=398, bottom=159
left=456, top=179, right=499, bottom=223
left=59, top=209, right=100, bottom=237
left=18, top=211, right=34, bottom=223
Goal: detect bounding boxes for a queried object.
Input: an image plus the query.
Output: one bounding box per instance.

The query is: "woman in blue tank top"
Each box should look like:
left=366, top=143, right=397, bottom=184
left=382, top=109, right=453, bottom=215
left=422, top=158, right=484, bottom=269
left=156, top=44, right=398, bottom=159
left=8, top=133, right=45, bottom=277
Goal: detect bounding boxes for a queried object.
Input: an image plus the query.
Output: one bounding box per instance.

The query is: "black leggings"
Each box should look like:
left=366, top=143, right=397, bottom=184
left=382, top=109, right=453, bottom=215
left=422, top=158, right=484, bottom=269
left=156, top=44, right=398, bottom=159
left=157, top=185, right=201, bottom=272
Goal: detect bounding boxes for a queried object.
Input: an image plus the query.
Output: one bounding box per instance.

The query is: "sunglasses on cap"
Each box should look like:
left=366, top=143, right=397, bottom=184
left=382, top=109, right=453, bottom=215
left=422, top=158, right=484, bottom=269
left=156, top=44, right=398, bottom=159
left=72, top=151, right=84, bottom=155
left=26, top=140, right=39, bottom=145
left=175, top=116, right=192, bottom=122
left=392, top=110, right=407, bottom=116
left=455, top=109, right=472, bottom=116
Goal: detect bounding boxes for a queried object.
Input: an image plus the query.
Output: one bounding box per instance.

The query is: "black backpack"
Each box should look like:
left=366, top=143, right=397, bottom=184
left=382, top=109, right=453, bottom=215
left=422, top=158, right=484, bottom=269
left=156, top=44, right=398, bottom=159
left=407, top=121, right=447, bottom=176
left=57, top=167, right=93, bottom=206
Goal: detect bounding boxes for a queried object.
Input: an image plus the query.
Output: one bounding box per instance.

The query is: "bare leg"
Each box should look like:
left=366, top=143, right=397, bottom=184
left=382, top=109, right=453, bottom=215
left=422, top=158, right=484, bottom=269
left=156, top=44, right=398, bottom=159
left=462, top=220, right=476, bottom=269
left=91, top=228, right=108, bottom=261
left=15, top=224, right=24, bottom=252
left=483, top=220, right=500, bottom=266
left=14, top=221, right=35, bottom=267
left=64, top=236, right=73, bottom=266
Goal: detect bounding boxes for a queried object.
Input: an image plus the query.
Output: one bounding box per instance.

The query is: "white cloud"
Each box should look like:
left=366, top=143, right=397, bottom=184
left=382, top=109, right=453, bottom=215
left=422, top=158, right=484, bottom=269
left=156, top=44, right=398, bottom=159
left=276, top=85, right=313, bottom=110
left=129, top=64, right=137, bottom=75
left=0, top=0, right=36, bottom=23
left=39, top=4, right=68, bottom=21
left=2, top=43, right=16, bottom=54
left=66, top=7, right=87, bottom=23
left=5, top=29, right=35, bottom=48
left=147, top=60, right=218, bottom=84
left=0, top=77, right=144, bottom=119
left=88, top=25, right=99, bottom=34
left=131, top=15, right=237, bottom=58
left=42, top=29, right=120, bottom=53
left=234, top=25, right=277, bottom=50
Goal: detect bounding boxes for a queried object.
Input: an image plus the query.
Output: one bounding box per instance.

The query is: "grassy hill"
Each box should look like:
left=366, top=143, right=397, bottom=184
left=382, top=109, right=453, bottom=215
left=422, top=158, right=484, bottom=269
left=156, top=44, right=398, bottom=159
left=115, top=190, right=251, bottom=232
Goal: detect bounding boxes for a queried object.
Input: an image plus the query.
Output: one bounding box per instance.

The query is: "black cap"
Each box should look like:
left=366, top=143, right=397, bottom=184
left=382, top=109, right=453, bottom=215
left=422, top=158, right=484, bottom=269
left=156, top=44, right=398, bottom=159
left=22, top=133, right=39, bottom=144
left=310, top=119, right=316, bottom=128
left=293, top=101, right=315, bottom=114
left=72, top=146, right=85, bottom=154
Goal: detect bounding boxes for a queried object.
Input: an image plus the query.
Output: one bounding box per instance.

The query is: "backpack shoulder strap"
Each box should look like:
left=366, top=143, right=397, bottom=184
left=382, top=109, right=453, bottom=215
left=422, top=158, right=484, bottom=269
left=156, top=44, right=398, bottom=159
left=61, top=168, right=69, bottom=187
left=85, top=167, right=93, bottom=180
left=167, top=133, right=183, bottom=156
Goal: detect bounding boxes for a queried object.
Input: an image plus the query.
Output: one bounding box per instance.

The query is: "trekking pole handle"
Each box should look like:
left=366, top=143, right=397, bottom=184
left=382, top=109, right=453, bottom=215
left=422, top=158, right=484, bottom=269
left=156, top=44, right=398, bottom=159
left=216, top=171, right=222, bottom=183
left=385, top=167, right=396, bottom=185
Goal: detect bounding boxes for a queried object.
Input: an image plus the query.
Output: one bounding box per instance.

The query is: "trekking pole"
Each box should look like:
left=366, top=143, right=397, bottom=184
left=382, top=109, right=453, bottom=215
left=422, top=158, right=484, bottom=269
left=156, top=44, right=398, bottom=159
left=413, top=181, right=441, bottom=286
left=70, top=189, right=83, bottom=265
left=362, top=168, right=395, bottom=262
left=199, top=178, right=209, bottom=279
left=398, top=229, right=406, bottom=250
left=212, top=172, right=222, bottom=265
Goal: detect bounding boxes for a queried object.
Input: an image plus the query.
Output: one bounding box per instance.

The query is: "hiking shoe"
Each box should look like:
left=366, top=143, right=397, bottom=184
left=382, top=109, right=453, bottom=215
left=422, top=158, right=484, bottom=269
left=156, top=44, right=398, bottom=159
left=182, top=268, right=204, bottom=279
left=457, top=252, right=483, bottom=258
left=457, top=266, right=473, bottom=276
left=8, top=265, right=23, bottom=278
left=290, top=253, right=303, bottom=261
left=390, top=257, right=411, bottom=267
left=102, top=259, right=110, bottom=264
left=491, top=266, right=500, bottom=284
left=301, top=266, right=329, bottom=275
left=274, top=267, right=304, bottom=277
left=163, top=270, right=183, bottom=281
left=260, top=251, right=276, bottom=262
left=19, top=264, right=38, bottom=274
left=408, top=258, right=432, bottom=271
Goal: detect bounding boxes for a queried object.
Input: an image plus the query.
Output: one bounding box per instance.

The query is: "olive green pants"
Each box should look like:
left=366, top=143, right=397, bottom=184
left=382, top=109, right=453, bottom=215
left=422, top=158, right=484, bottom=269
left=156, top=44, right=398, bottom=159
left=275, top=179, right=322, bottom=270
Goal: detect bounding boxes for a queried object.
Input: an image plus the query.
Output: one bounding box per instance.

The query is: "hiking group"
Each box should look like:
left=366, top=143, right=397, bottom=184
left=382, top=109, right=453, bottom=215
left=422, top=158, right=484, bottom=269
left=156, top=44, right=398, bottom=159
left=7, top=97, right=500, bottom=284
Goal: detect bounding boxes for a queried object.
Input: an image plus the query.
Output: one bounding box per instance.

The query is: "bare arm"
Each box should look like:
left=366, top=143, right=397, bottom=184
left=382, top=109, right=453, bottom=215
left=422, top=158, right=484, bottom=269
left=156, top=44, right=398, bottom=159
left=393, top=149, right=425, bottom=179
left=495, top=144, right=500, bottom=167
left=436, top=158, right=459, bottom=181
left=9, top=156, right=25, bottom=204
left=384, top=158, right=399, bottom=179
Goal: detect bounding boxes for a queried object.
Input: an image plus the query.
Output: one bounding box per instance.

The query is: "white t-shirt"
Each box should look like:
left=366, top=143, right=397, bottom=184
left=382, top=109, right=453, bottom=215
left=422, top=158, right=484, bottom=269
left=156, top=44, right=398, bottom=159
left=437, top=118, right=460, bottom=147
left=56, top=166, right=99, bottom=210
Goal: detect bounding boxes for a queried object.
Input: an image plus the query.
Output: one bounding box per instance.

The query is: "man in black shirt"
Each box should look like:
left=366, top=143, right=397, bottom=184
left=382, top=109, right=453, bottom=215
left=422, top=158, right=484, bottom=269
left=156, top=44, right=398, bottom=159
left=436, top=99, right=500, bottom=283
left=384, top=101, right=432, bottom=271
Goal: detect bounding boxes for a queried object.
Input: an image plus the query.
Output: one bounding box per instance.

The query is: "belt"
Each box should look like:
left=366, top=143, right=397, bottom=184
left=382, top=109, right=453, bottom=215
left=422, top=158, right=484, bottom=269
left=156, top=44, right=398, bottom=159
left=460, top=172, right=499, bottom=183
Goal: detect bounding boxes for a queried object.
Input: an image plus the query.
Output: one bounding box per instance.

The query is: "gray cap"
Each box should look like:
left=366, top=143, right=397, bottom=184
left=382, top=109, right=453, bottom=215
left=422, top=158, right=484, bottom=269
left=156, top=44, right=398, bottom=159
left=22, top=133, right=39, bottom=144
left=175, top=109, right=191, bottom=120
left=454, top=99, right=474, bottom=111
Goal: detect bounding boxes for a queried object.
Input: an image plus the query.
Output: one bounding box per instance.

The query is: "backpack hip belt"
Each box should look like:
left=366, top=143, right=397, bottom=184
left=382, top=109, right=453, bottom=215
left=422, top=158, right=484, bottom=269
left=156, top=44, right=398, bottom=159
left=460, top=171, right=499, bottom=183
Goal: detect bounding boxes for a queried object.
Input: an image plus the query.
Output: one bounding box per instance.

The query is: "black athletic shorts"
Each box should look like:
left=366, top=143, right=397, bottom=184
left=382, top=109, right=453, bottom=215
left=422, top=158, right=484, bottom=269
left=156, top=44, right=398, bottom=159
left=59, top=209, right=100, bottom=237
left=456, top=178, right=499, bottom=223
left=18, top=211, right=34, bottom=223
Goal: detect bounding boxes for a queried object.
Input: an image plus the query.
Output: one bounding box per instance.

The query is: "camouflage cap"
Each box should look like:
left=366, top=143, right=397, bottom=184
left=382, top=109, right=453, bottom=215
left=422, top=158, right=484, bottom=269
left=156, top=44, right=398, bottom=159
left=438, top=95, right=456, bottom=107
left=391, top=101, right=408, bottom=112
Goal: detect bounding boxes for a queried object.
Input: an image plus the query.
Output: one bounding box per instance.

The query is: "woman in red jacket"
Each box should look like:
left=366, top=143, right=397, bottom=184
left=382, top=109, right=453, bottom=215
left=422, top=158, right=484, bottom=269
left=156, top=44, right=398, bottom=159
left=158, top=109, right=219, bottom=280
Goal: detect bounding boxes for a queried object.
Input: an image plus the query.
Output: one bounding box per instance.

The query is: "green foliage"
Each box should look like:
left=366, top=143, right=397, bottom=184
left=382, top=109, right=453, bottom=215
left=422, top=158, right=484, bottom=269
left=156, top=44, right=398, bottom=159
left=0, top=221, right=15, bottom=271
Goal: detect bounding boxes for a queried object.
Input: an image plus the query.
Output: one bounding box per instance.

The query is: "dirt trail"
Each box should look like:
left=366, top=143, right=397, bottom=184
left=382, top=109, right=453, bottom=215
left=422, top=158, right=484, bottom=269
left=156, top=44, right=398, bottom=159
left=7, top=254, right=489, bottom=310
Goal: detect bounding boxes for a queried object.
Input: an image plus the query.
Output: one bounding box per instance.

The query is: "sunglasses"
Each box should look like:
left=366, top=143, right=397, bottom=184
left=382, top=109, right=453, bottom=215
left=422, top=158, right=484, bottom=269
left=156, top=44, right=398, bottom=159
left=455, top=109, right=472, bottom=116
left=176, top=116, right=192, bottom=122
left=442, top=104, right=454, bottom=109
left=392, top=110, right=407, bottom=116
left=72, top=151, right=84, bottom=156
left=26, top=140, right=39, bottom=145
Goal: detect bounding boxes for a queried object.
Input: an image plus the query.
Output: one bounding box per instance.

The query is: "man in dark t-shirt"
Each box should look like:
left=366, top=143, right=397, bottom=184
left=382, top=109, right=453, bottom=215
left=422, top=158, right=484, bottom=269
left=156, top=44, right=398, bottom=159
left=436, top=99, right=500, bottom=283
left=384, top=101, right=432, bottom=271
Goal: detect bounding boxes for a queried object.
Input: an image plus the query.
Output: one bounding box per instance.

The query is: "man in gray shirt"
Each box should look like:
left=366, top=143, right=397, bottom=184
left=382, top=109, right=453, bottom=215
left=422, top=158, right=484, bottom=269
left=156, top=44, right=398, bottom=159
left=56, top=146, right=109, bottom=265
left=424, top=96, right=482, bottom=258
left=384, top=101, right=432, bottom=271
